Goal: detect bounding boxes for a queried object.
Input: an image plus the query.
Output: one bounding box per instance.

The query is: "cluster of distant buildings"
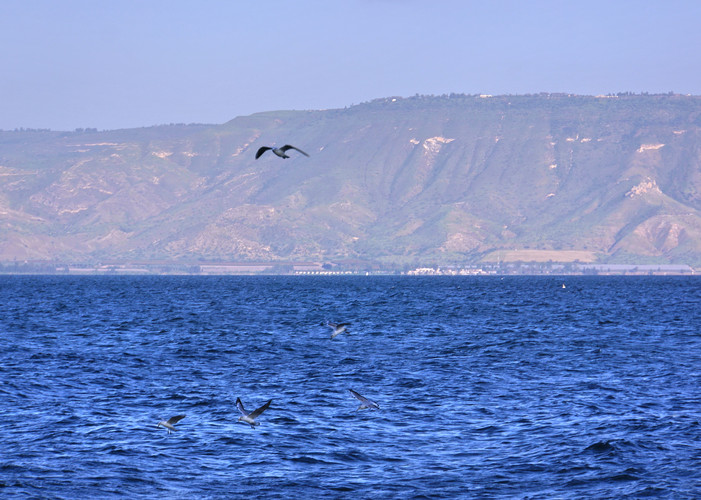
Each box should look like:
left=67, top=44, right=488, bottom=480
left=406, top=267, right=494, bottom=276
left=406, top=264, right=695, bottom=276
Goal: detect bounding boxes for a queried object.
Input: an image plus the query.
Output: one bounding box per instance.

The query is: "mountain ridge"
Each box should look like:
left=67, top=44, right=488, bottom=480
left=2, top=93, right=701, bottom=267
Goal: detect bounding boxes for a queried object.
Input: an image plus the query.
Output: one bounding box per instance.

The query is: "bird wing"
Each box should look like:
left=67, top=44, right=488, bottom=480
left=349, top=389, right=368, bottom=404
left=236, top=397, right=249, bottom=416
left=249, top=399, right=272, bottom=419
left=328, top=321, right=350, bottom=328
left=166, top=415, right=186, bottom=425
left=280, top=145, right=309, bottom=157
left=255, top=147, right=272, bottom=159
left=349, top=389, right=377, bottom=407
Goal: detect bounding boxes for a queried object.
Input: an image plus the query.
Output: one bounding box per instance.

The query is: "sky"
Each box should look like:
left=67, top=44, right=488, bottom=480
left=1, top=0, right=700, bottom=131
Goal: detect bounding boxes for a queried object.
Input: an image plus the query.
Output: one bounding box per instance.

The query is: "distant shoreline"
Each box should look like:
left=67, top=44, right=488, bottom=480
left=0, top=260, right=695, bottom=277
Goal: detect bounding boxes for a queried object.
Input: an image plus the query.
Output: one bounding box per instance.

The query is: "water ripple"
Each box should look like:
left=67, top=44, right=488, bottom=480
left=0, top=275, right=699, bottom=498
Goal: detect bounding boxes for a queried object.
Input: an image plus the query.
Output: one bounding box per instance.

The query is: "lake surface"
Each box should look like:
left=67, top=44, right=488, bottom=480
left=1, top=275, right=699, bottom=498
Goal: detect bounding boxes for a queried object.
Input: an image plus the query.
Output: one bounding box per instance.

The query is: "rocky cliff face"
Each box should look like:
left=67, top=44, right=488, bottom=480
left=2, top=94, right=700, bottom=266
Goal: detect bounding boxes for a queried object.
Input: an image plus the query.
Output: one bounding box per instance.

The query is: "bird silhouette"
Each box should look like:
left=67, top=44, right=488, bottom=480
left=255, top=144, right=309, bottom=159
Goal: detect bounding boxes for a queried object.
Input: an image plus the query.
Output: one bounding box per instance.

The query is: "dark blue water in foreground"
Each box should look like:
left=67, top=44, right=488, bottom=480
left=1, top=275, right=700, bottom=499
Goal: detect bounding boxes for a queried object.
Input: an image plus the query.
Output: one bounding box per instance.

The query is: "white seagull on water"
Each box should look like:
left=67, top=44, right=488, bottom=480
left=156, top=415, right=186, bottom=434
left=236, top=397, right=272, bottom=428
left=327, top=321, right=350, bottom=339
left=255, top=144, right=309, bottom=159
left=348, top=389, right=380, bottom=411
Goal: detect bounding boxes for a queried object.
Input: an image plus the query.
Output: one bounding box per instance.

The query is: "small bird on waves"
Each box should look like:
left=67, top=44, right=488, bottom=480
left=156, top=415, right=186, bottom=434
left=326, top=321, right=350, bottom=339
left=348, top=389, right=380, bottom=411
left=236, top=397, right=272, bottom=428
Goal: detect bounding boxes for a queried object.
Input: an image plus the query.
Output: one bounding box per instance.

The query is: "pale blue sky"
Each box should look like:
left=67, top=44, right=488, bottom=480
left=1, top=0, right=700, bottom=131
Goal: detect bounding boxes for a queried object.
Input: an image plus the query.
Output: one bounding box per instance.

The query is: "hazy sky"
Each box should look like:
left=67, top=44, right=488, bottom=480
left=2, top=0, right=700, bottom=131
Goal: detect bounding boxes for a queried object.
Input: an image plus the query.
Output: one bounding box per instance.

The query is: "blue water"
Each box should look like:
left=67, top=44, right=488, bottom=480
left=1, top=275, right=699, bottom=498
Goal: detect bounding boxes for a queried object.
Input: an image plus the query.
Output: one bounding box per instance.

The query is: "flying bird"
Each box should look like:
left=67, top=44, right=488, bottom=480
left=348, top=389, right=380, bottom=411
left=326, top=321, right=350, bottom=339
left=255, top=144, right=309, bottom=159
left=156, top=415, right=186, bottom=434
left=236, top=397, right=272, bottom=428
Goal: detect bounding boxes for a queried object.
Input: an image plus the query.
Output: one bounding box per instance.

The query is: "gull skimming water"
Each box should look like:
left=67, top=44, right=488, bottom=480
left=326, top=321, right=350, bottom=339
left=348, top=389, right=380, bottom=411
left=156, top=415, right=186, bottom=434
left=236, top=397, right=272, bottom=428
left=255, top=145, right=309, bottom=159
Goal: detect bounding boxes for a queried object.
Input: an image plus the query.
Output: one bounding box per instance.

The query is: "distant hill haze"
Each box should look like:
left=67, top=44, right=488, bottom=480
left=2, top=94, right=700, bottom=267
